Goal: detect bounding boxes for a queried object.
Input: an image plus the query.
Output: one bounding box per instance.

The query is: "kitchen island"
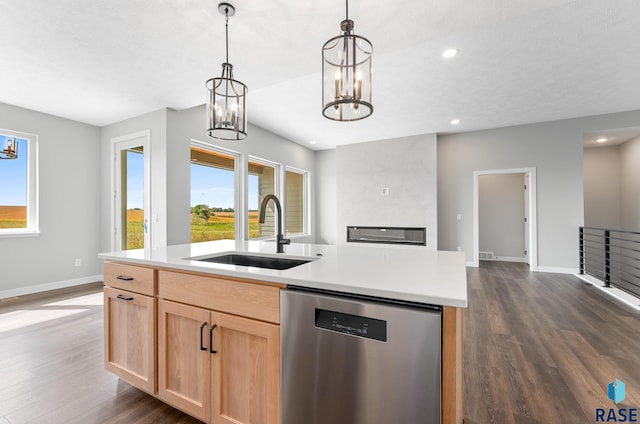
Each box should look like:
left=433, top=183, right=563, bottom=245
left=99, top=240, right=467, bottom=424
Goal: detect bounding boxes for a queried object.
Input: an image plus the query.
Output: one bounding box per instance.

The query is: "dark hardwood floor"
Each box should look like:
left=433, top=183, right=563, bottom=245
left=465, top=261, right=640, bottom=424
left=0, top=263, right=638, bottom=423
left=0, top=283, right=201, bottom=424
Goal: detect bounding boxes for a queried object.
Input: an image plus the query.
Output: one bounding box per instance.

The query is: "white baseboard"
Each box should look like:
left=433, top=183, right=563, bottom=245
left=0, top=274, right=104, bottom=300
left=465, top=262, right=576, bottom=274
left=492, top=256, right=526, bottom=263
left=536, top=266, right=579, bottom=274
left=576, top=274, right=640, bottom=310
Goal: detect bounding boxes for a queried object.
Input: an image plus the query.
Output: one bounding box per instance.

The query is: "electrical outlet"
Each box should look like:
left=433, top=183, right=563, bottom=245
left=74, top=258, right=82, bottom=267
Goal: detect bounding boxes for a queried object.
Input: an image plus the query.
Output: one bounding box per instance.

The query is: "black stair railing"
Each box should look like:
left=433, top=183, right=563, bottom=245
left=579, top=227, right=640, bottom=298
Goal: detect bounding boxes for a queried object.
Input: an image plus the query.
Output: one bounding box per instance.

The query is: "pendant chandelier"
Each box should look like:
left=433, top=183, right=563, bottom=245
left=206, top=2, right=247, bottom=140
left=322, top=0, right=373, bottom=121
left=0, top=137, right=18, bottom=160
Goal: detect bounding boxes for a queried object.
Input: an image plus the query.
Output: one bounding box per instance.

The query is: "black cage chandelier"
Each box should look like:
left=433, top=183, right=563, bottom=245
left=322, top=0, right=373, bottom=121
left=206, top=2, right=247, bottom=140
left=0, top=137, right=18, bottom=160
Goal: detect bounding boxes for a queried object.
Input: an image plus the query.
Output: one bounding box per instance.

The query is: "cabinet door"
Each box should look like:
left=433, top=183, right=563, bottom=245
left=158, top=299, right=211, bottom=422
left=104, top=286, right=156, bottom=394
left=211, top=312, right=280, bottom=424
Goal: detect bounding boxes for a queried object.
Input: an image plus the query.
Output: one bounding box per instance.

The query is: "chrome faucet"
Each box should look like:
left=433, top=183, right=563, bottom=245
left=258, top=194, right=291, bottom=253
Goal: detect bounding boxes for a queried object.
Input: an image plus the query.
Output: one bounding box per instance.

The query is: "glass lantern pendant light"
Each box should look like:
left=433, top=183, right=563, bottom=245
left=322, top=0, right=373, bottom=121
left=0, top=137, right=18, bottom=160
left=206, top=2, right=247, bottom=140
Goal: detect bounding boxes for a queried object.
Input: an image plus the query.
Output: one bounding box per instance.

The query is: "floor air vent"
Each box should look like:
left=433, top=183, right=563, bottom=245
left=479, top=251, right=494, bottom=261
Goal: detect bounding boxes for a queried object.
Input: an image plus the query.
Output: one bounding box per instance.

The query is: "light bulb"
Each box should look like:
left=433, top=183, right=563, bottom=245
left=334, top=70, right=342, bottom=100
left=354, top=68, right=362, bottom=100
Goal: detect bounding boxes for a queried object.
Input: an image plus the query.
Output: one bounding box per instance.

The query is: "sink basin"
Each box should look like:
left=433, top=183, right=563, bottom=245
left=192, top=253, right=313, bottom=270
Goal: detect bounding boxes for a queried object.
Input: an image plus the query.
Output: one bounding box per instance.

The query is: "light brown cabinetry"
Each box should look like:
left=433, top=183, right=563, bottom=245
left=104, top=262, right=282, bottom=424
left=210, top=311, right=280, bottom=424
left=103, top=262, right=157, bottom=394
left=442, top=306, right=464, bottom=424
left=157, top=269, right=282, bottom=424
left=157, top=299, right=211, bottom=421
left=157, top=299, right=280, bottom=424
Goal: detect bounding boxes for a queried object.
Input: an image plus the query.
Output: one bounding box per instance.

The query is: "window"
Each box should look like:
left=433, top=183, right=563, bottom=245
left=189, top=142, right=311, bottom=241
left=248, top=158, right=278, bottom=239
left=0, top=131, right=38, bottom=236
left=285, top=168, right=308, bottom=235
left=190, top=144, right=237, bottom=242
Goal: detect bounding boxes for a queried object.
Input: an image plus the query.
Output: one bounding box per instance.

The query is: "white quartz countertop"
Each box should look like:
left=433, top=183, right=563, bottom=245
left=98, top=240, right=468, bottom=308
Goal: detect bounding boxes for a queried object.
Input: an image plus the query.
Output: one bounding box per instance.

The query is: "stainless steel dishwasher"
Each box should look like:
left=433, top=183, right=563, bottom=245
left=281, top=287, right=442, bottom=424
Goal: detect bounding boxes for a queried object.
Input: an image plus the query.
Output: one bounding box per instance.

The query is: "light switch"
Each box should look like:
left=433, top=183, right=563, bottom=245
left=457, top=214, right=462, bottom=220
left=382, top=188, right=389, bottom=196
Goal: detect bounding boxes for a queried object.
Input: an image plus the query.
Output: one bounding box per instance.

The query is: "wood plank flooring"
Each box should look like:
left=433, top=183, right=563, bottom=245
left=465, top=261, right=640, bottom=424
left=0, top=283, right=201, bottom=424
left=1, top=263, right=638, bottom=423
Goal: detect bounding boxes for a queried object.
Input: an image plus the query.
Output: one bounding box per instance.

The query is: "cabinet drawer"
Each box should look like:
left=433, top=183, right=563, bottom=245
left=158, top=270, right=282, bottom=324
left=104, top=286, right=157, bottom=394
left=104, top=261, right=156, bottom=296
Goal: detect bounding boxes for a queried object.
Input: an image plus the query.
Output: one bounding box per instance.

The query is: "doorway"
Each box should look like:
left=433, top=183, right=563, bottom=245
left=112, top=130, right=151, bottom=250
left=472, top=167, right=537, bottom=271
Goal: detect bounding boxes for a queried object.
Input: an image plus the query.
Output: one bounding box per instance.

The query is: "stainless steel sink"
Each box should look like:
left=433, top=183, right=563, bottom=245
left=192, top=253, right=313, bottom=270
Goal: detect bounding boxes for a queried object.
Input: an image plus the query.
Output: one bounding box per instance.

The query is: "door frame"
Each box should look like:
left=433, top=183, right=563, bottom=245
left=472, top=167, right=538, bottom=271
left=111, top=130, right=151, bottom=250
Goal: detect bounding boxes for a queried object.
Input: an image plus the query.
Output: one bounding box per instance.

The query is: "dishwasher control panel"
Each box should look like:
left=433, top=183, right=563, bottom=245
left=315, top=308, right=387, bottom=342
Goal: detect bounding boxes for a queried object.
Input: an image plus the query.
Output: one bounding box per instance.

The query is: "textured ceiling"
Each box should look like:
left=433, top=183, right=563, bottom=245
left=1, top=0, right=640, bottom=150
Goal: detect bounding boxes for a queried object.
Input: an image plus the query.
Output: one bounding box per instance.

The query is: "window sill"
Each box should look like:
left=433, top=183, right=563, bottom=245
left=0, top=230, right=40, bottom=239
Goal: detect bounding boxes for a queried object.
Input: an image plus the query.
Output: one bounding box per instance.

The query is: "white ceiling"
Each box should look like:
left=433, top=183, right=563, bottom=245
left=584, top=128, right=640, bottom=148
left=2, top=0, right=640, bottom=150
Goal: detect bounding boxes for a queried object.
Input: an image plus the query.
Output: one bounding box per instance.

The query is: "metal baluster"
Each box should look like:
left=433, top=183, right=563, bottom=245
left=604, top=230, right=611, bottom=288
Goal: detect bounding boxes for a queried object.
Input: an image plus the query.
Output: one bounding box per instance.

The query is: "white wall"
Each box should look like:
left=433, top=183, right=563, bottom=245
left=165, top=105, right=317, bottom=244
left=99, top=108, right=169, bottom=252
left=315, top=149, right=337, bottom=244
left=479, top=173, right=525, bottom=259
left=438, top=121, right=582, bottom=271
left=583, top=145, right=621, bottom=229
left=335, top=134, right=438, bottom=248
left=0, top=102, right=101, bottom=298
left=620, top=135, right=640, bottom=231
left=99, top=105, right=316, bottom=251
left=439, top=109, right=640, bottom=272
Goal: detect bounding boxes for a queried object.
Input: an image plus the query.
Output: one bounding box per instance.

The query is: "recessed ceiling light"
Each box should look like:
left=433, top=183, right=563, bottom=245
left=596, top=138, right=608, bottom=143
left=450, top=119, right=460, bottom=125
left=310, top=140, right=317, bottom=145
left=443, top=48, right=459, bottom=58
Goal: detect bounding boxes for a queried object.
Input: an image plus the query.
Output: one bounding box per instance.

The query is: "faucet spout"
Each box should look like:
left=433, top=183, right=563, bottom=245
left=258, top=194, right=291, bottom=253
